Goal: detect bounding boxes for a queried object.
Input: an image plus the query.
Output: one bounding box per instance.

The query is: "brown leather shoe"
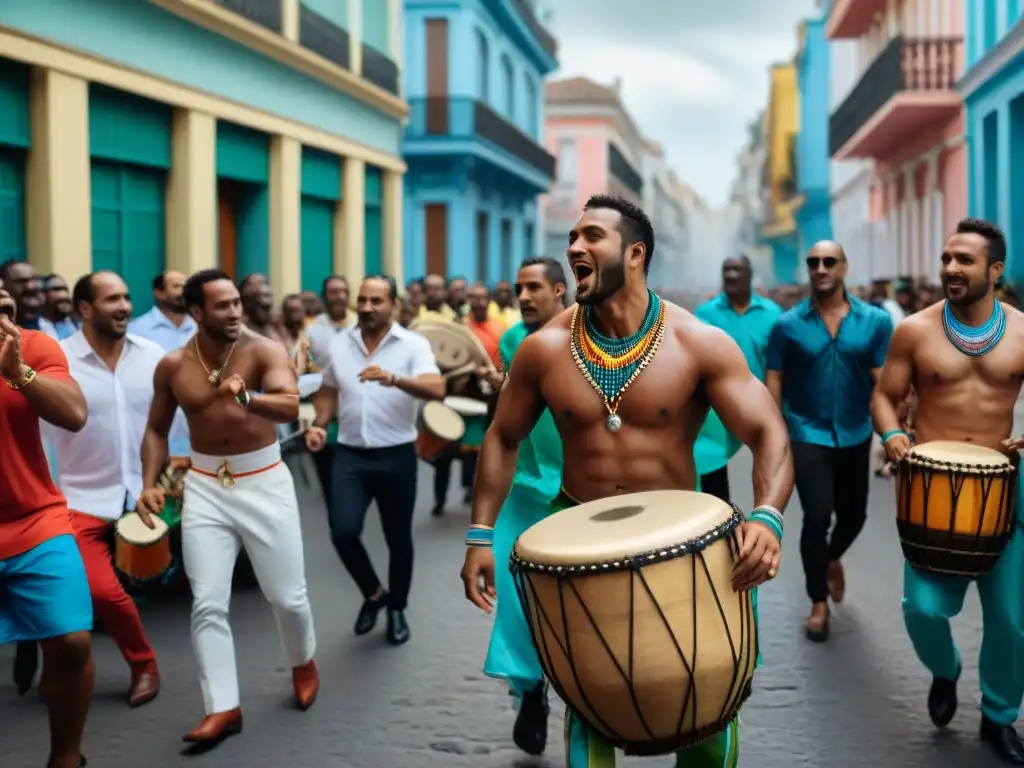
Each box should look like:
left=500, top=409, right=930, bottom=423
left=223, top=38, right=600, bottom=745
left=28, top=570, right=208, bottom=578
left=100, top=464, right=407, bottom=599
left=827, top=559, right=846, bottom=603
left=182, top=708, right=243, bottom=745
left=805, top=602, right=830, bottom=643
left=128, top=671, right=160, bottom=708
left=293, top=660, right=319, bottom=711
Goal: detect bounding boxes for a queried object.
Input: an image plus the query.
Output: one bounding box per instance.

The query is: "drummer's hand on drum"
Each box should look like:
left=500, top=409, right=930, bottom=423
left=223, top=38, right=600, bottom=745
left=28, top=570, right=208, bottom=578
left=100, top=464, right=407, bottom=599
left=461, top=547, right=497, bottom=613
left=1002, top=435, right=1024, bottom=454
left=136, top=487, right=165, bottom=530
left=732, top=521, right=781, bottom=591
left=305, top=425, right=327, bottom=452
left=883, top=431, right=912, bottom=464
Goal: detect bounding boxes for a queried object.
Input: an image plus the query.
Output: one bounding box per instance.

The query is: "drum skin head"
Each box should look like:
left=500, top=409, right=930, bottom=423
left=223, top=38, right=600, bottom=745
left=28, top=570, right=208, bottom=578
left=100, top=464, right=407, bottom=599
left=515, top=491, right=735, bottom=566
left=412, top=320, right=490, bottom=370
left=117, top=511, right=169, bottom=544
left=421, top=401, right=466, bottom=441
left=444, top=396, right=488, bottom=417
left=910, top=440, right=1011, bottom=467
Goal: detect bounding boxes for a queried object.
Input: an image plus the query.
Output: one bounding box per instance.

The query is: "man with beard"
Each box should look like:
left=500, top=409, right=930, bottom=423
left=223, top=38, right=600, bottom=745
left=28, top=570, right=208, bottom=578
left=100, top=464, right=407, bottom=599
left=491, top=279, right=522, bottom=328
left=872, top=218, right=1024, bottom=763
left=305, top=276, right=444, bottom=646
left=694, top=256, right=781, bottom=503
left=766, top=241, right=892, bottom=642
left=37, top=272, right=164, bottom=707
left=447, top=275, right=469, bottom=318
left=0, top=260, right=58, bottom=338
left=419, top=273, right=456, bottom=322
left=42, top=276, right=79, bottom=341
left=0, top=275, right=93, bottom=768
left=137, top=269, right=318, bottom=749
left=475, top=257, right=567, bottom=756
left=461, top=195, right=793, bottom=767
left=242, top=283, right=286, bottom=343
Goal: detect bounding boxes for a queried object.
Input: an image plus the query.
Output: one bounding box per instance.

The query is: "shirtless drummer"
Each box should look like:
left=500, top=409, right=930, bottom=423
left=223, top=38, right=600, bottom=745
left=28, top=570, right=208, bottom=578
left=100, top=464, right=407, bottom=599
left=872, top=218, right=1024, bottom=763
left=461, top=195, right=794, bottom=767
left=137, top=269, right=318, bottom=750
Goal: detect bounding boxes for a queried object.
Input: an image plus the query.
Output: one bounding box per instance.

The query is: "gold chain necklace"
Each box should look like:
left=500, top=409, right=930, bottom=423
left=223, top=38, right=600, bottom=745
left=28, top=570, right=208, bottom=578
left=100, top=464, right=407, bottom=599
left=569, top=301, right=667, bottom=432
left=194, top=336, right=237, bottom=385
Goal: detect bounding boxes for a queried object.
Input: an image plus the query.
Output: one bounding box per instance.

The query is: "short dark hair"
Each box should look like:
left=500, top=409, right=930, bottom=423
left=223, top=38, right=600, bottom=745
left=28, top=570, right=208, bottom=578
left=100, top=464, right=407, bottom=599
left=583, top=194, right=656, bottom=273
left=448, top=275, right=467, bottom=287
left=321, top=275, right=347, bottom=298
left=184, top=269, right=233, bottom=311
left=152, top=273, right=165, bottom=292
left=956, top=217, right=1006, bottom=265
left=363, top=274, right=398, bottom=302
left=72, top=273, right=97, bottom=309
left=520, top=257, right=568, bottom=291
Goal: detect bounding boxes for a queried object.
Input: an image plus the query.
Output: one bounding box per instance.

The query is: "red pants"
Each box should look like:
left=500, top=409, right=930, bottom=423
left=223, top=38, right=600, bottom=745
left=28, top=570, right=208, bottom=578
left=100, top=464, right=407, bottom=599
left=71, top=512, right=157, bottom=675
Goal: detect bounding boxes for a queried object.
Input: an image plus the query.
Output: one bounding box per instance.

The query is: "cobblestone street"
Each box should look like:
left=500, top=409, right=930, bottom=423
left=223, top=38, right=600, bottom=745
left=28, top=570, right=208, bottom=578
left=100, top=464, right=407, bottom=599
left=2, top=444, right=1019, bottom=767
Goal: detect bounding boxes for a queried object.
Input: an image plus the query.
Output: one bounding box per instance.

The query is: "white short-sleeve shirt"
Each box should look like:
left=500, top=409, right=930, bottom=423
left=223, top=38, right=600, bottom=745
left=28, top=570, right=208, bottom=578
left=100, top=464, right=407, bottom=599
left=324, top=323, right=440, bottom=448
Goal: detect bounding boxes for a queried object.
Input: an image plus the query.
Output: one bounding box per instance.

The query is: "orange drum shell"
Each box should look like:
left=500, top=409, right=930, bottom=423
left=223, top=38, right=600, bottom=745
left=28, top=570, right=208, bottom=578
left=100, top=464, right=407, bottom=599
left=115, top=535, right=172, bottom=582
left=896, top=463, right=1013, bottom=538
left=415, top=430, right=454, bottom=462
left=518, top=534, right=757, bottom=751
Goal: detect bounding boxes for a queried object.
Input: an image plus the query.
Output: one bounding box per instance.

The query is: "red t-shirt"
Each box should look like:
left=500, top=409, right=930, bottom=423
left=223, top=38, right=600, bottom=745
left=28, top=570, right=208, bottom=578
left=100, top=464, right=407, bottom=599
left=0, top=330, right=74, bottom=559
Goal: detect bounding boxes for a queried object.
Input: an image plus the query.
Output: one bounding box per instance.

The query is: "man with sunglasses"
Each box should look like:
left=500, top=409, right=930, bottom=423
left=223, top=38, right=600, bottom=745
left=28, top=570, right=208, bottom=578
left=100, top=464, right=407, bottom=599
left=765, top=241, right=893, bottom=642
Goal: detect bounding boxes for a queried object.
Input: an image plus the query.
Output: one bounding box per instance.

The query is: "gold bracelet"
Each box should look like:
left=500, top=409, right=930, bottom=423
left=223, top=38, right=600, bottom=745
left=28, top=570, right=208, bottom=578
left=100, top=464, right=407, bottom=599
left=5, top=367, right=37, bottom=390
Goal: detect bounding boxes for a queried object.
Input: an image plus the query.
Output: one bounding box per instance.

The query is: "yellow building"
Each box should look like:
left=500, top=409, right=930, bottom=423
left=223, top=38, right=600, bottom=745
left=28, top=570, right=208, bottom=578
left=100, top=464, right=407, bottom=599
left=0, top=0, right=407, bottom=311
left=761, top=61, right=801, bottom=283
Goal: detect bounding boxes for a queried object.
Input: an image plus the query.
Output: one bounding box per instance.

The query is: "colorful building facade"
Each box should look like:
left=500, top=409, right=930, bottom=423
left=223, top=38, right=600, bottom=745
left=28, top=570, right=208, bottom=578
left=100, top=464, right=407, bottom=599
left=401, top=0, right=557, bottom=282
left=0, top=0, right=406, bottom=312
left=760, top=62, right=801, bottom=284
left=960, top=2, right=1024, bottom=283
left=794, top=16, right=834, bottom=259
left=827, top=0, right=965, bottom=282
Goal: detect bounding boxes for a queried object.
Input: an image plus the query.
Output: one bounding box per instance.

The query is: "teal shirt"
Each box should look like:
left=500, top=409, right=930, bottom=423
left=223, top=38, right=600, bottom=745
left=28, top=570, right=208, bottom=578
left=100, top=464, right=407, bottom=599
left=693, top=294, right=782, bottom=474
left=499, top=322, right=563, bottom=501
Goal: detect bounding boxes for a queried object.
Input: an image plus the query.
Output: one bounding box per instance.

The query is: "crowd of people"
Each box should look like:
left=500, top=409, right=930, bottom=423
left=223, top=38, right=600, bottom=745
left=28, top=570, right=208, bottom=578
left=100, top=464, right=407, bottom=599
left=3, top=195, right=1024, bottom=767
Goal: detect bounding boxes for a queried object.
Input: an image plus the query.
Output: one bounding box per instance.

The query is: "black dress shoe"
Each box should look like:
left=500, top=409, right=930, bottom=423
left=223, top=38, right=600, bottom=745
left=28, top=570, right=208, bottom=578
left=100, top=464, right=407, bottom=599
left=354, top=592, right=388, bottom=636
left=386, top=609, right=410, bottom=646
left=982, top=716, right=1024, bottom=764
left=513, top=680, right=549, bottom=756
left=928, top=665, right=960, bottom=727
left=79, top=756, right=87, bottom=768
left=13, top=641, right=38, bottom=696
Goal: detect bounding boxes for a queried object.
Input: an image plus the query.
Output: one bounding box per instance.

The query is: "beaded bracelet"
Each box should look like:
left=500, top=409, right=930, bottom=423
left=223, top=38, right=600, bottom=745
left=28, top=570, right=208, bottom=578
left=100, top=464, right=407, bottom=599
left=881, top=429, right=906, bottom=444
left=748, top=505, right=783, bottom=542
left=465, top=525, right=495, bottom=548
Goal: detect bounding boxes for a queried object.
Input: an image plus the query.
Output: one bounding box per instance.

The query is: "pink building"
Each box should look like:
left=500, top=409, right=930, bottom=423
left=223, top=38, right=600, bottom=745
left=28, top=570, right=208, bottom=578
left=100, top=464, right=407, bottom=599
left=828, top=0, right=965, bottom=281
left=540, top=77, right=645, bottom=258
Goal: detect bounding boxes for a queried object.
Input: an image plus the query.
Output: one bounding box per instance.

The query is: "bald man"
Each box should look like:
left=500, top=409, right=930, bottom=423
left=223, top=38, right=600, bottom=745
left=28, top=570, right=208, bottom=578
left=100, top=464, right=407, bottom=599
left=765, top=241, right=893, bottom=641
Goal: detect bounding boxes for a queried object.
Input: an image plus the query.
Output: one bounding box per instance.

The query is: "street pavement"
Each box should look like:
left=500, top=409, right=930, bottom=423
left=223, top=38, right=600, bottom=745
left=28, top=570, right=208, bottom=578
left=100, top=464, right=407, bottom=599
left=3, top=439, right=1022, bottom=767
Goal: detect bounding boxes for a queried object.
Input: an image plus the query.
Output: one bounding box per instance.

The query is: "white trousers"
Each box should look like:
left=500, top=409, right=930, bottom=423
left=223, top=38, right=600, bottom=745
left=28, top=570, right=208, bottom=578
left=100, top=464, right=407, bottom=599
left=182, top=443, right=316, bottom=714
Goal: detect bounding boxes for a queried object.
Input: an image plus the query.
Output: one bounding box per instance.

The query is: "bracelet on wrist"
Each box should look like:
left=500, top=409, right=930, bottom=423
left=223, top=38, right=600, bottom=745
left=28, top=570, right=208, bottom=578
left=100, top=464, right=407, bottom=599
left=881, top=429, right=906, bottom=444
left=748, top=506, right=784, bottom=542
left=466, top=524, right=495, bottom=548
left=4, top=366, right=37, bottom=390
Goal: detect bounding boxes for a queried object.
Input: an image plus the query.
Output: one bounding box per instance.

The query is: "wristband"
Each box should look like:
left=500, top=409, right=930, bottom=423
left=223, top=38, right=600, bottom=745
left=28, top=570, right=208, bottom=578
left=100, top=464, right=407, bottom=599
left=4, top=366, right=36, bottom=390
left=235, top=388, right=251, bottom=408
left=881, top=429, right=905, bottom=444
left=466, top=525, right=494, bottom=548
left=748, top=506, right=784, bottom=542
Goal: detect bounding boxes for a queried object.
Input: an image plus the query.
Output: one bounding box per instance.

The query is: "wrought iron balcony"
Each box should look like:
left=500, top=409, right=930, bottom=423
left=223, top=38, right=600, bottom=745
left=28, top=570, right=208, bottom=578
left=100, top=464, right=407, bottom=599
left=298, top=4, right=350, bottom=71
left=608, top=143, right=643, bottom=198
left=829, top=35, right=962, bottom=159
left=215, top=0, right=281, bottom=33
left=509, top=0, right=558, bottom=59
left=405, top=97, right=556, bottom=178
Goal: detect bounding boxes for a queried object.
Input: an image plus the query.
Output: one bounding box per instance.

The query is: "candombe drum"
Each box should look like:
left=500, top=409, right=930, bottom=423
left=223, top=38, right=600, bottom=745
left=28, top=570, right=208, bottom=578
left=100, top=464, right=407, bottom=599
left=897, top=440, right=1017, bottom=576
left=114, top=512, right=173, bottom=584
left=415, top=401, right=466, bottom=463
left=510, top=490, right=758, bottom=756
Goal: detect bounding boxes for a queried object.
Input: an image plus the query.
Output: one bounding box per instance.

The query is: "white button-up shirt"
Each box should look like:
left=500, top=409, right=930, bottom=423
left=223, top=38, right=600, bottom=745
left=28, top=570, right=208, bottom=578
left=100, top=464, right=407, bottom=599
left=42, top=332, right=166, bottom=520
left=323, top=323, right=440, bottom=449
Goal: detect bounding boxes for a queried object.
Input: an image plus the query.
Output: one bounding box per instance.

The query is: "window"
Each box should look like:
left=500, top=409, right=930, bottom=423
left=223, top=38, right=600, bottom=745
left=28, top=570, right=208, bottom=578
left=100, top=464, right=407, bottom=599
left=476, top=30, right=489, bottom=101
left=501, top=55, right=514, bottom=118
left=556, top=139, right=578, bottom=186
left=525, top=76, right=538, bottom=138
left=524, top=222, right=534, bottom=261
left=476, top=210, right=489, bottom=281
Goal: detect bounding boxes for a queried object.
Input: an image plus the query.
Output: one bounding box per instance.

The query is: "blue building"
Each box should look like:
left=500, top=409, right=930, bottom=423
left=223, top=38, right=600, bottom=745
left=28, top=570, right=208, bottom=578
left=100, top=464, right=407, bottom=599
left=793, top=14, right=833, bottom=256
left=962, top=3, right=1024, bottom=283
left=402, top=0, right=558, bottom=282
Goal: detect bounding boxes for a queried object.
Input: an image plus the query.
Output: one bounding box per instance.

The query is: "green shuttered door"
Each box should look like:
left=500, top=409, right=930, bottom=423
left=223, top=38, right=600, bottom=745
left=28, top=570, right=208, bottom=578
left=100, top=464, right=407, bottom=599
left=365, top=166, right=383, bottom=275
left=300, top=147, right=341, bottom=292
left=0, top=60, right=29, bottom=263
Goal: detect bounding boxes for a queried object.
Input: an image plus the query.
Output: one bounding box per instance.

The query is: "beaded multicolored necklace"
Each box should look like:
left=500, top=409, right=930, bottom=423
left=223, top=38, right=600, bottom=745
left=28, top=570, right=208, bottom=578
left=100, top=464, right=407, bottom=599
left=570, top=290, right=667, bottom=432
left=942, top=299, right=1005, bottom=357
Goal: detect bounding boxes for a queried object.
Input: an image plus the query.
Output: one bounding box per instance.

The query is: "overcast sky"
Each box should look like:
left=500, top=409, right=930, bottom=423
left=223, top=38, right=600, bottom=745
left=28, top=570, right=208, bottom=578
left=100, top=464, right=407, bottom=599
left=543, top=0, right=821, bottom=209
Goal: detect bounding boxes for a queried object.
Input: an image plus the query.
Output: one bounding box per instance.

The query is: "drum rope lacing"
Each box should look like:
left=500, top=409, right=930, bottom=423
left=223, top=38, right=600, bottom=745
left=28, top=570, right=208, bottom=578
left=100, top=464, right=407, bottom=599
left=510, top=506, right=758, bottom=755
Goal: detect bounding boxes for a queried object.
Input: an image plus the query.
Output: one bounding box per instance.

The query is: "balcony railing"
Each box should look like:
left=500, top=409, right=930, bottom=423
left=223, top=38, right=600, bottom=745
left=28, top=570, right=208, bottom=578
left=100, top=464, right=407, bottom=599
left=362, top=44, right=399, bottom=96
left=406, top=97, right=556, bottom=178
left=215, top=0, right=281, bottom=33
left=509, top=0, right=558, bottom=59
left=608, top=143, right=643, bottom=198
left=298, top=4, right=350, bottom=71
left=830, top=35, right=961, bottom=156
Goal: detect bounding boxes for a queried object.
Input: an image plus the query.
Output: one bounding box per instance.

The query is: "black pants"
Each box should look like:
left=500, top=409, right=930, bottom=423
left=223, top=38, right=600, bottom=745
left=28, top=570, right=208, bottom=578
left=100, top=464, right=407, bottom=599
left=313, top=443, right=335, bottom=505
left=699, top=465, right=731, bottom=503
left=792, top=439, right=872, bottom=603
left=328, top=443, right=417, bottom=610
left=432, top=451, right=477, bottom=507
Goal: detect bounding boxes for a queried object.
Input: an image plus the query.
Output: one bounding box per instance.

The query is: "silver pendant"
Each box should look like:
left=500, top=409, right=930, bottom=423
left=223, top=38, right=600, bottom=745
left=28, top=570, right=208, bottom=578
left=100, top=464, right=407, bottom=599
left=606, top=413, right=622, bottom=432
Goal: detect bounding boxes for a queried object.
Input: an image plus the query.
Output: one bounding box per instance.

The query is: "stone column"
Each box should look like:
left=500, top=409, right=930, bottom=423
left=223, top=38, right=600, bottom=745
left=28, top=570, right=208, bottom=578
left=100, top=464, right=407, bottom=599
left=167, top=109, right=217, bottom=274
left=269, top=135, right=301, bottom=299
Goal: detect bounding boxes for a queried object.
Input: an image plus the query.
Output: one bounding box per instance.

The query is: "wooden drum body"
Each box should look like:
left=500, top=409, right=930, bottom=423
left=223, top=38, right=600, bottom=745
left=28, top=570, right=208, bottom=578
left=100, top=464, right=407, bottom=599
left=510, top=491, right=757, bottom=756
left=115, top=512, right=172, bottom=583
left=415, top=402, right=465, bottom=463
left=897, top=440, right=1017, bottom=577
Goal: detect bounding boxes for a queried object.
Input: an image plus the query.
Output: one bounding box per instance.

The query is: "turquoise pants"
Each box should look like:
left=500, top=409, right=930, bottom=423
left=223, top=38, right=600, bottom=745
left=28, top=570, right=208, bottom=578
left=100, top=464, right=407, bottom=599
left=565, top=712, right=739, bottom=767
left=902, top=523, right=1024, bottom=725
